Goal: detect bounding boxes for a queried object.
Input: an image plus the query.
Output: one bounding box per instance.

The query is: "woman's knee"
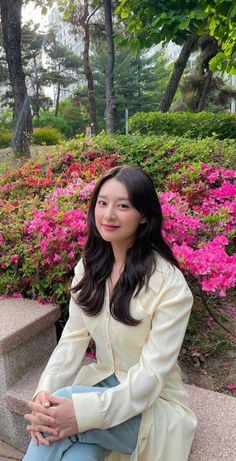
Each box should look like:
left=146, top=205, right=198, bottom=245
left=62, top=442, right=107, bottom=461
left=53, top=386, right=73, bottom=399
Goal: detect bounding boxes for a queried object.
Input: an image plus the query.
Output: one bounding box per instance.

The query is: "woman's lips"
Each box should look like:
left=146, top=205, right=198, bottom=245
left=102, top=224, right=120, bottom=231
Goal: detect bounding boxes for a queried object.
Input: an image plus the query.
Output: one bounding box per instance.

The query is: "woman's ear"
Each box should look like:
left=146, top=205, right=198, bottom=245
left=140, top=215, right=147, bottom=224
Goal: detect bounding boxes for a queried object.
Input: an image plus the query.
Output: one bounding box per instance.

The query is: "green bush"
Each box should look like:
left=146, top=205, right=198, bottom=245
left=33, top=113, right=74, bottom=138
left=0, top=131, right=12, bottom=148
left=59, top=100, right=90, bottom=136
left=32, top=127, right=63, bottom=145
left=0, top=110, right=13, bottom=131
left=129, top=111, right=236, bottom=139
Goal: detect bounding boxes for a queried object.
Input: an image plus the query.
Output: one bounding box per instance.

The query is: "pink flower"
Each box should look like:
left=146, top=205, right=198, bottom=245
left=10, top=255, right=19, bottom=264
left=226, top=383, right=235, bottom=391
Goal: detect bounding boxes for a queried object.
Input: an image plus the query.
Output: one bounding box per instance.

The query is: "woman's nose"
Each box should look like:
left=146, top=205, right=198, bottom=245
left=104, top=205, right=116, bottom=220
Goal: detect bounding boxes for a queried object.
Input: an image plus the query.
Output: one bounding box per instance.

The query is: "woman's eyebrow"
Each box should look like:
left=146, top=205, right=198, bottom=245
left=98, top=194, right=130, bottom=201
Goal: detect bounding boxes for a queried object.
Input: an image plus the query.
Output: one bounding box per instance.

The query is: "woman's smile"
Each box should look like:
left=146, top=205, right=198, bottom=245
left=102, top=224, right=120, bottom=231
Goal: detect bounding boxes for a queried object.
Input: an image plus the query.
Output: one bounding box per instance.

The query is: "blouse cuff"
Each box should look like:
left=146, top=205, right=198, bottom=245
left=72, top=391, right=104, bottom=432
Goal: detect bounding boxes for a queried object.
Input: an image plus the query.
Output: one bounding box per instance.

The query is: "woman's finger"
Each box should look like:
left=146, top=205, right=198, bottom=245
left=25, top=412, right=56, bottom=427
left=27, top=424, right=58, bottom=436
left=46, top=433, right=62, bottom=443
left=30, top=431, right=39, bottom=446
left=27, top=400, right=52, bottom=415
left=32, top=431, right=51, bottom=446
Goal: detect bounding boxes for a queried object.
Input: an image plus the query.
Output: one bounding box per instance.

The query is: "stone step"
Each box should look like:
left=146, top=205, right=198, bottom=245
left=4, top=363, right=48, bottom=453
left=0, top=298, right=61, bottom=452
left=5, top=357, right=93, bottom=416
left=0, top=298, right=61, bottom=387
left=6, top=363, right=47, bottom=416
left=186, top=384, right=236, bottom=460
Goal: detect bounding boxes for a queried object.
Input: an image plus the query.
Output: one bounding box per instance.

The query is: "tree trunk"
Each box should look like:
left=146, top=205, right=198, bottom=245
left=103, top=0, right=116, bottom=134
left=33, top=56, right=40, bottom=118
left=0, top=0, right=32, bottom=157
left=159, top=35, right=199, bottom=112
left=197, top=71, right=213, bottom=111
left=197, top=36, right=218, bottom=112
left=83, top=0, right=97, bottom=133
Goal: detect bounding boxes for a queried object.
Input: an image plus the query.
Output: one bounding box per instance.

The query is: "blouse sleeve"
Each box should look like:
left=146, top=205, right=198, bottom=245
left=34, top=260, right=91, bottom=396
left=72, top=266, right=193, bottom=432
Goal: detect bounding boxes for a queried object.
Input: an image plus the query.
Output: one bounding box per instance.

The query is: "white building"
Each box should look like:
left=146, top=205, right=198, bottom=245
left=48, top=7, right=84, bottom=102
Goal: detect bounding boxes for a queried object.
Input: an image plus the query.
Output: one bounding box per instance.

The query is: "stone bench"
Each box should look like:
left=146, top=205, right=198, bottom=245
left=0, top=297, right=60, bottom=452
left=187, top=385, right=236, bottom=460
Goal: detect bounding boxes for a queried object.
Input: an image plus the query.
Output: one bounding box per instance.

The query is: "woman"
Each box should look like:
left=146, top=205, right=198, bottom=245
left=23, top=165, right=197, bottom=461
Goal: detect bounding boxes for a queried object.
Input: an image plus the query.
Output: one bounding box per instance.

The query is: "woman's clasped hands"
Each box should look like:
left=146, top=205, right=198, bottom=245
left=24, top=390, right=79, bottom=446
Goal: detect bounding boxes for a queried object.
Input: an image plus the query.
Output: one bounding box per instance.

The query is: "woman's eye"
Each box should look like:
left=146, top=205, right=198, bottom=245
left=118, top=203, right=129, bottom=209
left=97, top=200, right=106, bottom=206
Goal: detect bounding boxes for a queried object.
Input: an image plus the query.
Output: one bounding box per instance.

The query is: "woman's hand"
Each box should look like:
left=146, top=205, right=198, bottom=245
left=25, top=391, right=57, bottom=446
left=25, top=393, right=79, bottom=444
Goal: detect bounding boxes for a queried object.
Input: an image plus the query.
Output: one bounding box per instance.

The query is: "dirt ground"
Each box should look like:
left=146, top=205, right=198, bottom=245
left=180, top=347, right=236, bottom=396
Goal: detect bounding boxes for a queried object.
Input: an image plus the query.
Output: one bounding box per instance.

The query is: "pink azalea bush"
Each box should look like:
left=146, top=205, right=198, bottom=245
left=0, top=147, right=235, bottom=332
left=0, top=148, right=118, bottom=303
left=160, top=163, right=236, bottom=297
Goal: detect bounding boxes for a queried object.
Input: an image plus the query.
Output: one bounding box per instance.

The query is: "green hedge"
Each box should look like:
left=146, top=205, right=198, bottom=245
left=0, top=131, right=12, bottom=148
left=129, top=111, right=236, bottom=139
left=32, top=127, right=63, bottom=145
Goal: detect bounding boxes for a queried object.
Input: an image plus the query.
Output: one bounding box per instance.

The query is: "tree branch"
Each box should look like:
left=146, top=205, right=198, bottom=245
left=86, top=4, right=102, bottom=24
left=200, top=291, right=235, bottom=336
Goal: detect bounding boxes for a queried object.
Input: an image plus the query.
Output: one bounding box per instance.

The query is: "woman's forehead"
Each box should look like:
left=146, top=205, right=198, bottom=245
left=98, top=178, right=130, bottom=199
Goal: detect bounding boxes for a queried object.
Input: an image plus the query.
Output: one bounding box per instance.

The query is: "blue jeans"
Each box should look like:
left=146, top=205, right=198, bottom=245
left=22, top=374, right=142, bottom=461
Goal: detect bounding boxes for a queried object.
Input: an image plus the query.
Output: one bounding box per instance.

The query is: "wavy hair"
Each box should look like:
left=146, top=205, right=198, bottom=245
left=72, top=165, right=179, bottom=325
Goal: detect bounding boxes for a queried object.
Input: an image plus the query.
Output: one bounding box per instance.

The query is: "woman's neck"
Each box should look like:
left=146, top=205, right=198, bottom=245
left=111, top=242, right=129, bottom=267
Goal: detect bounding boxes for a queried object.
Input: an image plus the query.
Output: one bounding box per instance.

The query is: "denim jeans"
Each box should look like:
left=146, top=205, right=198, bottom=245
left=22, top=374, right=142, bottom=461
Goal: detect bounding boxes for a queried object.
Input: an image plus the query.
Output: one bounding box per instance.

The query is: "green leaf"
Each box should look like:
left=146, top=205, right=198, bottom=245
left=120, top=11, right=130, bottom=19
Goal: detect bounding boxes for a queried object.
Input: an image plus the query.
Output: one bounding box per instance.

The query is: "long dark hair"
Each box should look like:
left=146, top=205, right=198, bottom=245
left=72, top=165, right=179, bottom=325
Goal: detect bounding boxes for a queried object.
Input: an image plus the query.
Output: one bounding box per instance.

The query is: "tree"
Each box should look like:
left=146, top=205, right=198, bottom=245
left=206, top=0, right=236, bottom=74
left=159, top=35, right=199, bottom=112
left=55, top=0, right=100, bottom=133
left=103, top=0, right=116, bottom=133
left=21, top=22, right=52, bottom=118
left=0, top=19, right=80, bottom=119
left=195, top=35, right=219, bottom=112
left=44, top=29, right=83, bottom=116
left=116, top=0, right=204, bottom=111
left=173, top=37, right=236, bottom=112
left=91, top=47, right=171, bottom=130
left=0, top=0, right=32, bottom=157
left=116, top=0, right=236, bottom=112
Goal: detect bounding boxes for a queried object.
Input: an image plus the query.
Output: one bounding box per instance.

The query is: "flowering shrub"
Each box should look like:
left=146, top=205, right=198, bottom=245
left=32, top=127, right=63, bottom=145
left=160, top=163, right=236, bottom=297
left=0, top=149, right=118, bottom=304
left=0, top=142, right=235, bottom=353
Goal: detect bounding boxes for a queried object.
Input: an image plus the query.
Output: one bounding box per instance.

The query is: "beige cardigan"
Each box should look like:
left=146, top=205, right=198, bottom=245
left=35, top=256, right=197, bottom=461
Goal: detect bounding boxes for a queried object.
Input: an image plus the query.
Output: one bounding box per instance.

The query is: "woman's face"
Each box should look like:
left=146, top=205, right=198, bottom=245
left=95, top=178, right=145, bottom=249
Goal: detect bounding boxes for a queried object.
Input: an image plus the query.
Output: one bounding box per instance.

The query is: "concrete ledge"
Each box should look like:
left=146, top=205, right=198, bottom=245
left=6, top=364, right=46, bottom=415
left=0, top=298, right=61, bottom=451
left=187, top=384, right=236, bottom=460
left=0, top=298, right=60, bottom=353
left=6, top=357, right=93, bottom=416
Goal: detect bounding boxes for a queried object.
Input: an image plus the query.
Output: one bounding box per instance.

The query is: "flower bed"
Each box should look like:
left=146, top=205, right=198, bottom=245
left=0, top=142, right=235, bottom=362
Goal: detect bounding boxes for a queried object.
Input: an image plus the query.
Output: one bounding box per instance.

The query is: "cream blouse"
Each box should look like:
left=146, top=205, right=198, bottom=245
left=35, top=255, right=197, bottom=461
